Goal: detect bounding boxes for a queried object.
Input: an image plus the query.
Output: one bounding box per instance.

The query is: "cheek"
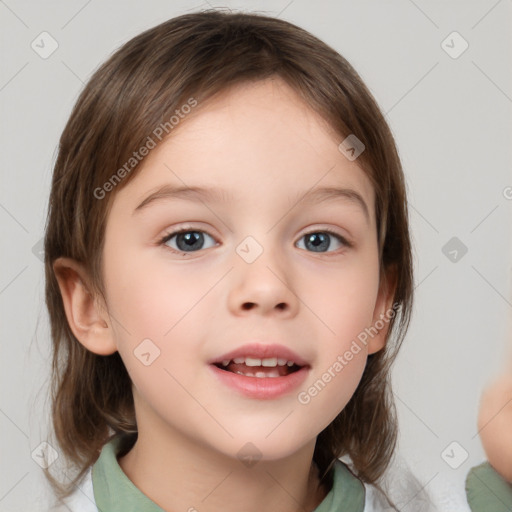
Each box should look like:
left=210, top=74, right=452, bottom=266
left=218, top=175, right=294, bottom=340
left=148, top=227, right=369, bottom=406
left=103, top=242, right=214, bottom=339
left=294, top=258, right=378, bottom=421
left=304, top=257, right=380, bottom=345
left=101, top=243, right=221, bottom=387
left=296, top=346, right=367, bottom=440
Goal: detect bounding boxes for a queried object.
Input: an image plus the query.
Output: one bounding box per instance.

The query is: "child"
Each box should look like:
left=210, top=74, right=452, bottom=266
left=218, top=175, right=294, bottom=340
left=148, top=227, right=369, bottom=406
left=477, top=372, right=512, bottom=483
left=43, top=9, right=434, bottom=511
left=465, top=358, right=512, bottom=509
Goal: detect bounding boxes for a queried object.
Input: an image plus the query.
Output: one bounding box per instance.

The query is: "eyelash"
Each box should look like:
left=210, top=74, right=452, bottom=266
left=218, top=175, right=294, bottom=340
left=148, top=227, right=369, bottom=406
left=158, top=226, right=353, bottom=255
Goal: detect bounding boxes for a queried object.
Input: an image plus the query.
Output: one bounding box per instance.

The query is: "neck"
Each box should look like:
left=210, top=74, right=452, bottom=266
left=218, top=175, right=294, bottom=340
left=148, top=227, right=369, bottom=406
left=118, top=417, right=327, bottom=512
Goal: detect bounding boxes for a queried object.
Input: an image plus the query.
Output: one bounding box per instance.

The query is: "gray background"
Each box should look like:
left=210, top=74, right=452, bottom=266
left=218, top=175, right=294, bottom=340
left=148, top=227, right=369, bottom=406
left=1, top=0, right=511, bottom=510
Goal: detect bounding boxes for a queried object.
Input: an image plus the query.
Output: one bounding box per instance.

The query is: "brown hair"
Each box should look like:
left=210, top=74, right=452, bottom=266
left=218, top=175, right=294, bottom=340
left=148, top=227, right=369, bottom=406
left=43, top=9, right=413, bottom=506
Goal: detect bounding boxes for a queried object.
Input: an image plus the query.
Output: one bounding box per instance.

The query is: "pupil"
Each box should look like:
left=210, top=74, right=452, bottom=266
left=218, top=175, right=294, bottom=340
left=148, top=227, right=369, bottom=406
left=307, top=233, right=329, bottom=252
left=177, top=232, right=203, bottom=251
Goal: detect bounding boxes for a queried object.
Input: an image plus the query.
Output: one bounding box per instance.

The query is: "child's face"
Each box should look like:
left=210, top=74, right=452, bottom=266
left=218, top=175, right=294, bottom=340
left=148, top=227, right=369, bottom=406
left=100, top=78, right=392, bottom=461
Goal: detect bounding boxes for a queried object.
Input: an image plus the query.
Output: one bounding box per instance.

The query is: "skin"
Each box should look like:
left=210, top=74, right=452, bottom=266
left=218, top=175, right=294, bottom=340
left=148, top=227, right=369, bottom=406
left=54, top=77, right=396, bottom=512
left=478, top=371, right=512, bottom=482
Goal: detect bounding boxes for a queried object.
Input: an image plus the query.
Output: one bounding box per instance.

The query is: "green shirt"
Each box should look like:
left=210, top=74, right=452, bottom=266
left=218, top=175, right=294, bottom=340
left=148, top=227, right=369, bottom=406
left=465, top=461, right=512, bottom=512
left=91, top=435, right=366, bottom=512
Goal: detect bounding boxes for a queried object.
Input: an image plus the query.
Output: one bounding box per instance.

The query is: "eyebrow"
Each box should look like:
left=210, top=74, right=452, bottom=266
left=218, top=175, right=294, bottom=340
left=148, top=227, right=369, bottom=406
left=133, top=184, right=370, bottom=222
left=133, top=185, right=234, bottom=214
left=290, top=186, right=370, bottom=223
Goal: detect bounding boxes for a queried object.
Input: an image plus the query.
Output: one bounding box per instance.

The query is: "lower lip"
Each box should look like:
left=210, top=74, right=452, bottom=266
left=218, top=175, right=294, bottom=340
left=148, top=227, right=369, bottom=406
left=209, top=364, right=310, bottom=399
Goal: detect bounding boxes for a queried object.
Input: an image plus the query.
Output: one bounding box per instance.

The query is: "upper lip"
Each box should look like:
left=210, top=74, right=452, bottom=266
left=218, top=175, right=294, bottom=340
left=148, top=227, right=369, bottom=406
left=209, top=343, right=309, bottom=367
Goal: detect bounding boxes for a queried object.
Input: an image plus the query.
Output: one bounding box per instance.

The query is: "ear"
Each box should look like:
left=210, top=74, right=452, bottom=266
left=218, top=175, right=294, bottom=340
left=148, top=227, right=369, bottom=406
left=367, top=265, right=398, bottom=355
left=52, top=257, right=117, bottom=355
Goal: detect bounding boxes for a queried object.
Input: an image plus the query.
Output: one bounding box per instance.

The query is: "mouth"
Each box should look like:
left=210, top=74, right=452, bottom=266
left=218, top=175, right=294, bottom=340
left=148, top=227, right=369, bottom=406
left=212, top=356, right=304, bottom=378
left=208, top=344, right=310, bottom=399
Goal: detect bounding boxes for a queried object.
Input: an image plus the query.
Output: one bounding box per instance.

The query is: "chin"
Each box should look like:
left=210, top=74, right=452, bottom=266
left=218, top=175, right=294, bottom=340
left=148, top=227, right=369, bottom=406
left=211, top=432, right=315, bottom=465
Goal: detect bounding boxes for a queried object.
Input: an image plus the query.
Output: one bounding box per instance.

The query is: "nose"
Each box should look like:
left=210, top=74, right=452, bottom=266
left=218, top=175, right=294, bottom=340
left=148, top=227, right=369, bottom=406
left=227, top=246, right=299, bottom=318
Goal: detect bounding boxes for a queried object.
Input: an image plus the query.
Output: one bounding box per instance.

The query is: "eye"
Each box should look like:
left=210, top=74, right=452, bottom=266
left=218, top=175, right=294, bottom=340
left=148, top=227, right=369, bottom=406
left=296, top=229, right=351, bottom=253
left=160, top=228, right=217, bottom=253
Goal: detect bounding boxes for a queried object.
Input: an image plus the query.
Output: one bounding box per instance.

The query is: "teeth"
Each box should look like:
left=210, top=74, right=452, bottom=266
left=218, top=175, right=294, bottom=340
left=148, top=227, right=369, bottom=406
left=219, top=357, right=297, bottom=367
left=235, top=369, right=282, bottom=378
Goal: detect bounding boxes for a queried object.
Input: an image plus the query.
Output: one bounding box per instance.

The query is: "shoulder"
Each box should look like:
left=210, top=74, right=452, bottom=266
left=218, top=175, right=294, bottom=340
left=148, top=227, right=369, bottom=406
left=465, top=461, right=512, bottom=511
left=48, top=467, right=98, bottom=512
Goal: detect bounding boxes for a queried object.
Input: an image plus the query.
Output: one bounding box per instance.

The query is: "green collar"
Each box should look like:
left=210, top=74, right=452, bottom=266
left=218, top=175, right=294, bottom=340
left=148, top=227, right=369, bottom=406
left=92, top=435, right=365, bottom=512
left=466, top=461, right=512, bottom=511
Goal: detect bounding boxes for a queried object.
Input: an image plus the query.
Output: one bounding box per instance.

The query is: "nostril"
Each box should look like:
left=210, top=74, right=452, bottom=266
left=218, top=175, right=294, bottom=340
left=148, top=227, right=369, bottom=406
left=240, top=302, right=288, bottom=311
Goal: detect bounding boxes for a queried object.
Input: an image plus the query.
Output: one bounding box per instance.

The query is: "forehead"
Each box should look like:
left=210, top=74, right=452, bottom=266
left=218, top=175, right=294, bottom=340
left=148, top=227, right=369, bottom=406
left=112, top=77, right=375, bottom=222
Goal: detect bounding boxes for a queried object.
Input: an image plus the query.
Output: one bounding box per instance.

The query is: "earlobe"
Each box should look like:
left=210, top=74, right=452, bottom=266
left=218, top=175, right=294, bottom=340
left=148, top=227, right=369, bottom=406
left=52, top=257, right=117, bottom=356
left=367, top=266, right=398, bottom=355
